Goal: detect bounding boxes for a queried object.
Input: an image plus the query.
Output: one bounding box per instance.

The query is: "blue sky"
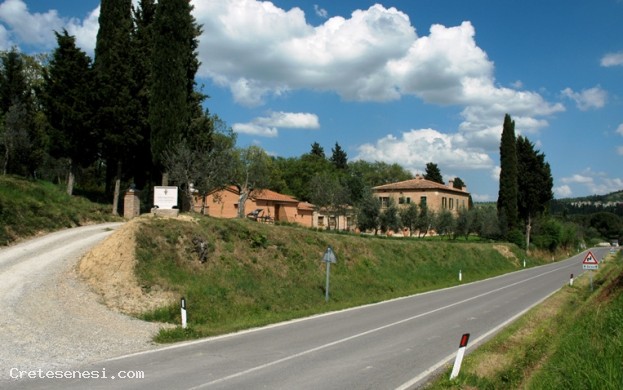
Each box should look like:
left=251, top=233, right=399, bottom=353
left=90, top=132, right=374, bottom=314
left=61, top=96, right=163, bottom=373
left=1, top=0, right=622, bottom=201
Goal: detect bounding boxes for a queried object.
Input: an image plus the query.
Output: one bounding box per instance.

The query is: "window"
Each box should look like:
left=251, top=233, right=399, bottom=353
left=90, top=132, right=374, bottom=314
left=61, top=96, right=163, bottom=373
left=449, top=198, right=454, bottom=210
left=442, top=197, right=447, bottom=209
left=420, top=196, right=427, bottom=206
left=329, top=216, right=337, bottom=228
left=399, top=196, right=411, bottom=205
left=379, top=197, right=390, bottom=207
left=318, top=216, right=325, bottom=227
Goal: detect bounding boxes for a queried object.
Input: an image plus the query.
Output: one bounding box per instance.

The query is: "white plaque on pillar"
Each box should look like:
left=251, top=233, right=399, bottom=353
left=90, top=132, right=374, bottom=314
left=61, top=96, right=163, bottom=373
left=154, top=186, right=178, bottom=209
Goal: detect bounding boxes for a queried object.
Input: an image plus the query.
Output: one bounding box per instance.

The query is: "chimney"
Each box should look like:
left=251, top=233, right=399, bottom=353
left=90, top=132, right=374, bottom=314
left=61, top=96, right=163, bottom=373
left=448, top=179, right=454, bottom=188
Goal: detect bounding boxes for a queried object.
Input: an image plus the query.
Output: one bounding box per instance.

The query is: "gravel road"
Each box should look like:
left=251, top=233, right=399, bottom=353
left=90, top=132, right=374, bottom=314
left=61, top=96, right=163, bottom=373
left=0, top=223, right=164, bottom=383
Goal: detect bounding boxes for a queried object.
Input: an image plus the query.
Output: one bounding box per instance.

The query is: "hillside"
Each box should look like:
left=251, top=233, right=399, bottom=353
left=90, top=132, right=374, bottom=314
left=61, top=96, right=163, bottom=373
left=0, top=175, right=119, bottom=245
left=121, top=215, right=549, bottom=341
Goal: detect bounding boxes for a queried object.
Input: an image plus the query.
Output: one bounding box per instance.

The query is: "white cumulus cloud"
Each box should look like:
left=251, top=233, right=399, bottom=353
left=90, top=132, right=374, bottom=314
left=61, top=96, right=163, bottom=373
left=191, top=1, right=563, bottom=156
left=354, top=128, right=493, bottom=172
left=601, top=51, right=623, bottom=67
left=561, top=86, right=607, bottom=111
left=233, top=111, right=319, bottom=137
left=554, top=185, right=573, bottom=198
left=560, top=169, right=623, bottom=196
left=0, top=0, right=99, bottom=54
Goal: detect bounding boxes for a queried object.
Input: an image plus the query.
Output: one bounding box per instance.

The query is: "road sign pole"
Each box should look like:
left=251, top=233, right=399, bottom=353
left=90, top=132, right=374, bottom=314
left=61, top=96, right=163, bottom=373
left=590, top=271, right=593, bottom=292
left=322, top=246, right=337, bottom=302
left=325, top=261, right=331, bottom=302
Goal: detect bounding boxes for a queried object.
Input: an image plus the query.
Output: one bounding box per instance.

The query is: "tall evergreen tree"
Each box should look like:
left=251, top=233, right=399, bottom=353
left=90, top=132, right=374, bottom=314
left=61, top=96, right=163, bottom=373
left=0, top=48, right=30, bottom=112
left=93, top=0, right=139, bottom=214
left=330, top=142, right=348, bottom=170
left=424, top=162, right=444, bottom=184
left=452, top=177, right=466, bottom=190
left=310, top=142, right=325, bottom=158
left=41, top=30, right=95, bottom=195
left=497, top=113, right=519, bottom=234
left=0, top=49, right=42, bottom=177
left=130, top=0, right=157, bottom=189
left=516, top=135, right=553, bottom=250
left=150, top=0, right=202, bottom=175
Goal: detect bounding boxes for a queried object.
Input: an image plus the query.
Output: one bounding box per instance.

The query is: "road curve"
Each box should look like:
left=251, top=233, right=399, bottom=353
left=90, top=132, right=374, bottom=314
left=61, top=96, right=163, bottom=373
left=3, top=243, right=610, bottom=390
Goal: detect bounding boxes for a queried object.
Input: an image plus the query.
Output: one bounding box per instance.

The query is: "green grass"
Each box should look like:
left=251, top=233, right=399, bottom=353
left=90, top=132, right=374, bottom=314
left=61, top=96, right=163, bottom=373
left=425, top=250, right=623, bottom=389
left=524, top=254, right=623, bottom=389
left=133, top=216, right=546, bottom=342
left=0, top=175, right=119, bottom=245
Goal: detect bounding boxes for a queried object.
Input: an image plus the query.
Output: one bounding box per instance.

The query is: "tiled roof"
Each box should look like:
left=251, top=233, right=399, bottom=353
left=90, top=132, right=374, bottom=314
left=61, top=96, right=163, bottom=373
left=297, top=202, right=316, bottom=211
left=250, top=189, right=299, bottom=203
left=373, top=176, right=468, bottom=194
left=209, top=186, right=314, bottom=206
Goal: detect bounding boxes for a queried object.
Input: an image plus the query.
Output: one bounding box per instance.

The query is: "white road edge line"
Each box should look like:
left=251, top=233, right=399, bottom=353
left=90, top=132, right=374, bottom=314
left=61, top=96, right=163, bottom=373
left=394, top=289, right=560, bottom=390
left=187, top=266, right=564, bottom=389
left=103, top=260, right=576, bottom=365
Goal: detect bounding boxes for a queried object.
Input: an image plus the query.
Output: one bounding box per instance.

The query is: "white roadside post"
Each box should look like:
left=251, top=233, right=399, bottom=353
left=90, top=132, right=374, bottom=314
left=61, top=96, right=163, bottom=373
left=181, top=297, right=187, bottom=329
left=323, top=246, right=337, bottom=302
left=450, top=333, right=470, bottom=380
left=569, top=273, right=574, bottom=286
left=458, top=269, right=462, bottom=282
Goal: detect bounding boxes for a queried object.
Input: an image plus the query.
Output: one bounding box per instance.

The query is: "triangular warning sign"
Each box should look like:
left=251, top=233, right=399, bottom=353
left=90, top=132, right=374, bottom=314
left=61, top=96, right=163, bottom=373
left=582, top=251, right=598, bottom=264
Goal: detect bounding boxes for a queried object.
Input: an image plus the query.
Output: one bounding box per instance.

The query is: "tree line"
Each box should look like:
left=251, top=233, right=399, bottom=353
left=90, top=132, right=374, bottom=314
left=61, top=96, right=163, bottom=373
left=0, top=1, right=617, bottom=249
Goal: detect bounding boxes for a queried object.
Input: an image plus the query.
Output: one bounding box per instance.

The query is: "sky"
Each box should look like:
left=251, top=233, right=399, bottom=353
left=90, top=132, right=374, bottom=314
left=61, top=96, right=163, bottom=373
left=1, top=0, right=622, bottom=202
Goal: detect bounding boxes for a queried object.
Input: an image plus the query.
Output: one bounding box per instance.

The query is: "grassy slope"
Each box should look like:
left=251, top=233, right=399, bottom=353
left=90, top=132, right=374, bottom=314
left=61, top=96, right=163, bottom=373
left=0, top=175, right=118, bottom=245
left=133, top=216, right=548, bottom=341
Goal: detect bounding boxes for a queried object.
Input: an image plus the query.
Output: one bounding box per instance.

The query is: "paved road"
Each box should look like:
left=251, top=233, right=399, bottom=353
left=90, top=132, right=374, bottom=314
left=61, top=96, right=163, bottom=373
left=5, top=245, right=610, bottom=390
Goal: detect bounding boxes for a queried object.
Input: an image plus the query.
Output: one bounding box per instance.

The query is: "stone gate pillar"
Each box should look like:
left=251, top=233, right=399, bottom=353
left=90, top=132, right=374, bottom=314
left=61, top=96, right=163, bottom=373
left=123, top=190, right=141, bottom=219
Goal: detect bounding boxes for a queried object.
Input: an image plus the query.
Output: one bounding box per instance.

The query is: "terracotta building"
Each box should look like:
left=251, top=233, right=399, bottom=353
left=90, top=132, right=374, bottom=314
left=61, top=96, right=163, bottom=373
left=372, top=174, right=470, bottom=215
left=194, top=186, right=306, bottom=224
left=195, top=186, right=352, bottom=230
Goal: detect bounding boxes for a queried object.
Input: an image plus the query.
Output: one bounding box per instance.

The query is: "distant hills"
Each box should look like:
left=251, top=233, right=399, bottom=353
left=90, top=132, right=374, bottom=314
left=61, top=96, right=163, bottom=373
left=551, top=190, right=623, bottom=216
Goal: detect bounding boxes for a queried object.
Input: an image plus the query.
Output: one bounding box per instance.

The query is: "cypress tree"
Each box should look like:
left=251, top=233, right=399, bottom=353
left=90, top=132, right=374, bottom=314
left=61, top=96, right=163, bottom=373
left=516, top=135, right=553, bottom=250
left=330, top=142, right=348, bottom=170
left=310, top=142, right=325, bottom=158
left=424, top=162, right=444, bottom=184
left=149, top=0, right=202, bottom=176
left=41, top=30, right=95, bottom=194
left=497, top=114, right=519, bottom=234
left=0, top=48, right=41, bottom=177
left=93, top=0, right=139, bottom=214
left=130, top=0, right=157, bottom=189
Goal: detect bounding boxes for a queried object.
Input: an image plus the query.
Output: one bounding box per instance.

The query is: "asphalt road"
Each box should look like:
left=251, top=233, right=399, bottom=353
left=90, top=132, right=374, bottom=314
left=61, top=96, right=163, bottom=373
left=5, top=244, right=610, bottom=390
